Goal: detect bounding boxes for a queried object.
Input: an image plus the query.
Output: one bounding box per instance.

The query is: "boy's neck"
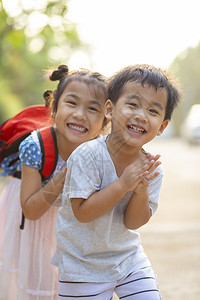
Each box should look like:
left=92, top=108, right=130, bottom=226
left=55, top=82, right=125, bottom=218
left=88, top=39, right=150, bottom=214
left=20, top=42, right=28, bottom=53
left=106, top=134, right=143, bottom=177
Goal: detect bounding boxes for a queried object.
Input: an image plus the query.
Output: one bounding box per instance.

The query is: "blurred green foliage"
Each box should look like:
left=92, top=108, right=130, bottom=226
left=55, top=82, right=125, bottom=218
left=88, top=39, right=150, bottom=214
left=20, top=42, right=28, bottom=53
left=169, top=42, right=200, bottom=135
left=0, top=0, right=82, bottom=123
left=1, top=0, right=200, bottom=137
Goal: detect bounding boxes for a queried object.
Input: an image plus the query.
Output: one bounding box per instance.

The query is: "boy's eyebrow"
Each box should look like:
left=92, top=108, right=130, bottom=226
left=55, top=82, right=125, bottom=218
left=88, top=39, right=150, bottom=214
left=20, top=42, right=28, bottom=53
left=89, top=100, right=103, bottom=107
left=127, top=94, right=164, bottom=110
left=127, top=94, right=140, bottom=101
left=152, top=101, right=164, bottom=110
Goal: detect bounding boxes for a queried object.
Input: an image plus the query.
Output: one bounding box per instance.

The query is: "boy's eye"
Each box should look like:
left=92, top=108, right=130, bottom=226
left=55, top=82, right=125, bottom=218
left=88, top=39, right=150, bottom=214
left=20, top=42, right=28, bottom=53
left=149, top=108, right=159, bottom=115
left=128, top=103, right=138, bottom=108
left=88, top=106, right=98, bottom=112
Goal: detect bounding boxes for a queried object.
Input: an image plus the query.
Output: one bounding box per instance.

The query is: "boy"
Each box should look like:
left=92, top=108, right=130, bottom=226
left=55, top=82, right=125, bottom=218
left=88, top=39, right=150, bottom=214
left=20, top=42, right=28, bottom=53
left=52, top=64, right=181, bottom=299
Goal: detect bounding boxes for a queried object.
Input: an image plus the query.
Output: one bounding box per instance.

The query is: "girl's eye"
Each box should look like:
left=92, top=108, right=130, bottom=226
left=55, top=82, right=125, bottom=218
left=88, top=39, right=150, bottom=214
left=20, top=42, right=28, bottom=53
left=67, top=101, right=76, bottom=106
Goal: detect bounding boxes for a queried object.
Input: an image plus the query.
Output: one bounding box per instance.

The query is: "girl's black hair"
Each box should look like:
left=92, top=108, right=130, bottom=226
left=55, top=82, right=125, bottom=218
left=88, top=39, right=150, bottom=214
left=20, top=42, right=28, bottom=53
left=43, top=90, right=53, bottom=107
left=107, top=64, right=181, bottom=121
left=44, top=64, right=108, bottom=114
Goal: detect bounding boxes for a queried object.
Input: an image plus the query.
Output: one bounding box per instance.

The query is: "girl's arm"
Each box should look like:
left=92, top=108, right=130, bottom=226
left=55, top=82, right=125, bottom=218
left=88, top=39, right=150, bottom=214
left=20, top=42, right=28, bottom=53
left=20, top=164, right=67, bottom=220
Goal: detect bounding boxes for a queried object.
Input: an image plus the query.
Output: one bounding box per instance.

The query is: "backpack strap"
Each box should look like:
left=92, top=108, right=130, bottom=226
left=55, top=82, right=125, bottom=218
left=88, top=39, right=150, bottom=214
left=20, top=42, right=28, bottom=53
left=37, top=126, right=58, bottom=180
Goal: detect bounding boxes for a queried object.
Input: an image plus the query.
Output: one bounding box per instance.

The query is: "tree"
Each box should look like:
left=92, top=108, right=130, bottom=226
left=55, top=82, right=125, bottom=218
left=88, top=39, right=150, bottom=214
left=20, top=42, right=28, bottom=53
left=169, top=42, right=200, bottom=135
left=0, top=0, right=82, bottom=122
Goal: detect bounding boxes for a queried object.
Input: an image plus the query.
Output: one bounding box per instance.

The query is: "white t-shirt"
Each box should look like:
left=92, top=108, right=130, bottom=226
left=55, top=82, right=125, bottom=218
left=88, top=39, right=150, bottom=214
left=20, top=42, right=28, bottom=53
left=51, top=135, right=163, bottom=282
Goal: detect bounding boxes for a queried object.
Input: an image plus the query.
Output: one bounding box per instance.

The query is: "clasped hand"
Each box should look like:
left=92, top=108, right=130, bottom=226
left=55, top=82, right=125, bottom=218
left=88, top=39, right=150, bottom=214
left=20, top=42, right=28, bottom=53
left=118, top=153, right=161, bottom=193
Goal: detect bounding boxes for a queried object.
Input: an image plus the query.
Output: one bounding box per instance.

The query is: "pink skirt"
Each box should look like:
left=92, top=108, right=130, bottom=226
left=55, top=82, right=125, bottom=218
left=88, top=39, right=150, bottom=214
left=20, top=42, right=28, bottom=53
left=0, top=177, right=59, bottom=300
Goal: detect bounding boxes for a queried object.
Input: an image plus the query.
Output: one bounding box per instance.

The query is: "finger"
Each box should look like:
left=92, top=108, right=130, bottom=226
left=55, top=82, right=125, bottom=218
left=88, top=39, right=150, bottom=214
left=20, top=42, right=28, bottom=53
left=142, top=178, right=149, bottom=186
left=137, top=170, right=149, bottom=181
left=145, top=170, right=160, bottom=181
left=153, top=154, right=161, bottom=162
left=144, top=159, right=156, bottom=171
left=147, top=160, right=161, bottom=174
left=131, top=160, right=154, bottom=174
left=129, top=158, right=151, bottom=171
left=140, top=152, right=155, bottom=164
left=144, top=153, right=161, bottom=162
left=131, top=170, right=149, bottom=189
left=145, top=153, right=153, bottom=159
left=140, top=178, right=149, bottom=186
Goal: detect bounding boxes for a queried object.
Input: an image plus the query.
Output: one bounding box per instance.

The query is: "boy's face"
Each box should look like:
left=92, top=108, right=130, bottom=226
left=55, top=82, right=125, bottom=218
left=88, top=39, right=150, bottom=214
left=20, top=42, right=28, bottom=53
left=106, top=82, right=169, bottom=149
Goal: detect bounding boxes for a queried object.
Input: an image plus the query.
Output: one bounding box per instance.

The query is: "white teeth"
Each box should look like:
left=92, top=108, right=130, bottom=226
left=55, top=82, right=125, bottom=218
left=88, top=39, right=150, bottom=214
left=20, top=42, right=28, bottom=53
left=129, top=125, right=144, bottom=133
left=69, top=124, right=86, bottom=132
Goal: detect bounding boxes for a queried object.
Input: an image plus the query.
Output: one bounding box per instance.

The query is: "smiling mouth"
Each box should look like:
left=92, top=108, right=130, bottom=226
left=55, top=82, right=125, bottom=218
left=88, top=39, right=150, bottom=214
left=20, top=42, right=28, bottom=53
left=127, top=124, right=146, bottom=134
left=67, top=123, right=88, bottom=133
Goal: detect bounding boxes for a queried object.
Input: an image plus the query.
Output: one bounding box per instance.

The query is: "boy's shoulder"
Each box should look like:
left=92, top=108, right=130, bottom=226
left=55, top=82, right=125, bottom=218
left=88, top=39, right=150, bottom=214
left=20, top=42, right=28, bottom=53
left=72, top=135, right=107, bottom=157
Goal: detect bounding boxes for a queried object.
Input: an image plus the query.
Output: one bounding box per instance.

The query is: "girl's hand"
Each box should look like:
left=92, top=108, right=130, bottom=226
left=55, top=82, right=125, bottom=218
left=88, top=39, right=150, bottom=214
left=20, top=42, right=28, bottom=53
left=50, top=166, right=67, bottom=190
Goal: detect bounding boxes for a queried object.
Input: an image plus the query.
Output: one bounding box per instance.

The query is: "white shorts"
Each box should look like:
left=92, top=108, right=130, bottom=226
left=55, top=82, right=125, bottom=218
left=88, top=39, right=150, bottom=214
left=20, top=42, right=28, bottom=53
left=58, top=258, right=162, bottom=300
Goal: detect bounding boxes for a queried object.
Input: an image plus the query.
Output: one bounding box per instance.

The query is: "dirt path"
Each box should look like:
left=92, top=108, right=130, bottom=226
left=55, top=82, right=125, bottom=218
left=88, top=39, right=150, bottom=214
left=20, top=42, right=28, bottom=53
left=1, top=138, right=199, bottom=299
left=114, top=138, right=200, bottom=300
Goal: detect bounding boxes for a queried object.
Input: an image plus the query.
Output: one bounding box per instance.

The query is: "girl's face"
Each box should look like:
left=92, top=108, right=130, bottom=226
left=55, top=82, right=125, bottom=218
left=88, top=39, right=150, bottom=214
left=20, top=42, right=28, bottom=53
left=106, top=82, right=169, bottom=152
left=54, top=80, right=106, bottom=152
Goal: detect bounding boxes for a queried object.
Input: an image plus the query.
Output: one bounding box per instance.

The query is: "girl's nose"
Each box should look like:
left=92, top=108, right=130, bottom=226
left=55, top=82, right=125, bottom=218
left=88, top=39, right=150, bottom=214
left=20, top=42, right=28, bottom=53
left=73, top=108, right=87, bottom=121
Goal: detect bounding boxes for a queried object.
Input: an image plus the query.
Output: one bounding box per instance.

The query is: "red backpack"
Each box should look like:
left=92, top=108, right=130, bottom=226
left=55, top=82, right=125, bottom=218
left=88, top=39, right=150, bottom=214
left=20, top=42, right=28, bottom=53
left=0, top=105, right=58, bottom=180
left=0, top=105, right=59, bottom=230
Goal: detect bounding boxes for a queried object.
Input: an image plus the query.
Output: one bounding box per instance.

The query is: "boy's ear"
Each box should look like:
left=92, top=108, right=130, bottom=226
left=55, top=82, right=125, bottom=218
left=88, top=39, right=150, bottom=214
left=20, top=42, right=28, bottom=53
left=157, top=120, right=169, bottom=136
left=105, top=100, right=113, bottom=121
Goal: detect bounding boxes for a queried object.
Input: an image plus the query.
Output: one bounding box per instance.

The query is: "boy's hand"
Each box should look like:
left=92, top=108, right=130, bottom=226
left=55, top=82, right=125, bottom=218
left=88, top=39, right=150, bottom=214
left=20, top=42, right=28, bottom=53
left=134, top=178, right=149, bottom=194
left=118, top=153, right=161, bottom=193
left=145, top=170, right=160, bottom=181
left=145, top=154, right=161, bottom=181
left=118, top=155, right=155, bottom=192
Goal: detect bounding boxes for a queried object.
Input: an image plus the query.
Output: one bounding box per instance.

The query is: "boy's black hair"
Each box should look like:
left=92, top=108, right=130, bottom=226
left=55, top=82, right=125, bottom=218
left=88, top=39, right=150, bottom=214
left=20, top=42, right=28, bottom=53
left=107, top=64, right=181, bottom=121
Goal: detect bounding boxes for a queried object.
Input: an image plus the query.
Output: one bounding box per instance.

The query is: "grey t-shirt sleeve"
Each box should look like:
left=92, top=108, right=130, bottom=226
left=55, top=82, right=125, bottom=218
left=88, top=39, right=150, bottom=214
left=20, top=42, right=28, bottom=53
left=148, top=165, right=163, bottom=215
left=63, top=144, right=102, bottom=202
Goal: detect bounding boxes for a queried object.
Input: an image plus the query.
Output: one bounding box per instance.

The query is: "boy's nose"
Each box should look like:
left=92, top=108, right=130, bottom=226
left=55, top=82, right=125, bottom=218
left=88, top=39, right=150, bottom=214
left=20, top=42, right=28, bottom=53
left=135, top=109, right=148, bottom=123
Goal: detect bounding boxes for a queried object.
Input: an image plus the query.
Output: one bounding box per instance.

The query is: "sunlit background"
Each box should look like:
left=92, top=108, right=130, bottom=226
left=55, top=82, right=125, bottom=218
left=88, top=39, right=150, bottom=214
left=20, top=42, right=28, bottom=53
left=68, top=0, right=200, bottom=76
left=1, top=0, right=200, bottom=299
left=1, top=0, right=200, bottom=135
left=3, top=0, right=200, bottom=76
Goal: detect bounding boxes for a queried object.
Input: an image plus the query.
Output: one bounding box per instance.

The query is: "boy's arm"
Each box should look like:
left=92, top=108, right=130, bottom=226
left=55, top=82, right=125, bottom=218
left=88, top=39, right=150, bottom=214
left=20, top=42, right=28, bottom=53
left=71, top=157, right=158, bottom=223
left=124, top=168, right=162, bottom=230
left=71, top=179, right=128, bottom=222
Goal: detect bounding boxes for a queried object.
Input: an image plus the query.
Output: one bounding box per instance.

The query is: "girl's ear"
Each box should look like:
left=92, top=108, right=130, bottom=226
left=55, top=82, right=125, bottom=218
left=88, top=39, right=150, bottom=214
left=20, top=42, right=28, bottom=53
left=105, top=100, right=113, bottom=121
left=51, top=100, right=56, bottom=118
left=157, top=120, right=169, bottom=136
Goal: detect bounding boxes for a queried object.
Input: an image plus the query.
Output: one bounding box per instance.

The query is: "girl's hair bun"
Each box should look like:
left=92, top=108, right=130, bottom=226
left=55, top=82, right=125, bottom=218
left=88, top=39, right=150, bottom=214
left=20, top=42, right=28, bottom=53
left=50, top=64, right=69, bottom=81
left=43, top=90, right=53, bottom=107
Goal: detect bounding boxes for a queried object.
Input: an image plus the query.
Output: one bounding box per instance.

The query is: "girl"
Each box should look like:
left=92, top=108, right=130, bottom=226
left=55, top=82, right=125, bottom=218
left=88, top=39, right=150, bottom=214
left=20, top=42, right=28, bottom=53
left=0, top=64, right=108, bottom=300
